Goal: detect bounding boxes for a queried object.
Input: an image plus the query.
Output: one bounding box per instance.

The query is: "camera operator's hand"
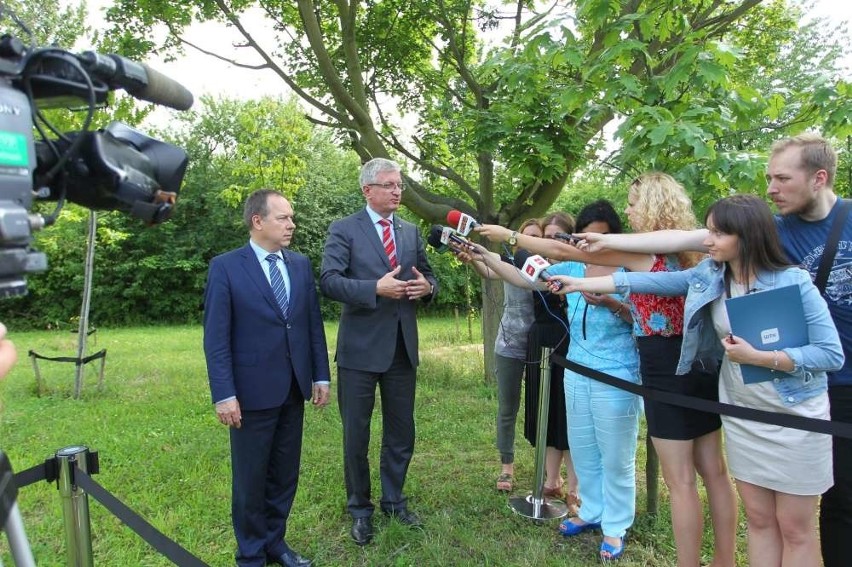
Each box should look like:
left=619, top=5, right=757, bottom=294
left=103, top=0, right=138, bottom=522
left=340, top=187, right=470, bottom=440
left=0, top=323, right=18, bottom=380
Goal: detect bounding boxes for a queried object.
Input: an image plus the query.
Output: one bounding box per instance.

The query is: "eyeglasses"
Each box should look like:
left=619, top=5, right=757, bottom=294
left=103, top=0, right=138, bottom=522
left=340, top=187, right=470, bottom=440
left=367, top=182, right=405, bottom=192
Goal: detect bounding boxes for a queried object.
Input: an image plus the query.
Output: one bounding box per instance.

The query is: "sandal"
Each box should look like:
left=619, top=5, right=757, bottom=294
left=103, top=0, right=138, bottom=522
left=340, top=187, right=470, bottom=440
left=600, top=537, right=625, bottom=561
left=496, top=472, right=513, bottom=492
left=557, top=518, right=601, bottom=537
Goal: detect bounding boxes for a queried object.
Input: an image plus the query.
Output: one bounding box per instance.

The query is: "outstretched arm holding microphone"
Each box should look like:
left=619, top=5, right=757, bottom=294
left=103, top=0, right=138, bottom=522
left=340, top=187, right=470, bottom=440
left=474, top=223, right=654, bottom=272
left=573, top=229, right=709, bottom=255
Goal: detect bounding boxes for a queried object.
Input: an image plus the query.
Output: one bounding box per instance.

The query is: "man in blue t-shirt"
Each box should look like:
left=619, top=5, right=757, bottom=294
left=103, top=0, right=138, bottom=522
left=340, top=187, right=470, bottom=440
left=768, top=134, right=850, bottom=567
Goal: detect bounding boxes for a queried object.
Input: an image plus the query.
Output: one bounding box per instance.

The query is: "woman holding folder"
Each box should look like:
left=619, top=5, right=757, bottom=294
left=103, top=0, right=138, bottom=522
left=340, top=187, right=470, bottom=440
left=547, top=194, right=843, bottom=567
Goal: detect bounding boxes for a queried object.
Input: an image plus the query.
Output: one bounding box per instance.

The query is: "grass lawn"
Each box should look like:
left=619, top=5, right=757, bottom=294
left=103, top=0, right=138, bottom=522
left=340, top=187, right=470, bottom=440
left=0, top=317, right=744, bottom=566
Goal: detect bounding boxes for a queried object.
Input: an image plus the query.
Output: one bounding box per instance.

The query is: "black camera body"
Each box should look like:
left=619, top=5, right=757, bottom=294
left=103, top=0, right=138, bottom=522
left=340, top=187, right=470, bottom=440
left=0, top=31, right=192, bottom=298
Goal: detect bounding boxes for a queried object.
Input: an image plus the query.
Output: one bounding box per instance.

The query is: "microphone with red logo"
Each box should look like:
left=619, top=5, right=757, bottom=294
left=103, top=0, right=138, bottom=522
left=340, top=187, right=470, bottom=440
left=511, top=249, right=563, bottom=291
left=446, top=209, right=480, bottom=236
left=427, top=225, right=471, bottom=254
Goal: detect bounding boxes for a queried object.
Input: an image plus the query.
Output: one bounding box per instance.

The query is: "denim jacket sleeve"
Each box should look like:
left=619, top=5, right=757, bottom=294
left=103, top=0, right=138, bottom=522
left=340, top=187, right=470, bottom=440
left=778, top=268, right=844, bottom=378
left=611, top=269, right=692, bottom=296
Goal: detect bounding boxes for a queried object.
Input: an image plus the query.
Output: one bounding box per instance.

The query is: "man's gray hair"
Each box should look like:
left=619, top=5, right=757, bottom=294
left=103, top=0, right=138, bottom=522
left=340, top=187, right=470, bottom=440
left=360, top=158, right=401, bottom=187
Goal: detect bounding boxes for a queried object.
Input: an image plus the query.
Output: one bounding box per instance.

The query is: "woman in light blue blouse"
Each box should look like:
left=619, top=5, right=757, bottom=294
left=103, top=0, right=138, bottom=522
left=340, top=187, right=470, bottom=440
left=548, top=194, right=843, bottom=567
left=546, top=200, right=640, bottom=562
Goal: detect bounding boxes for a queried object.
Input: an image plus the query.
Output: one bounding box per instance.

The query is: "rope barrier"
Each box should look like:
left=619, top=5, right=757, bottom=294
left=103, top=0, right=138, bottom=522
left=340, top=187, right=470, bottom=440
left=12, top=455, right=209, bottom=567
left=552, top=353, right=852, bottom=439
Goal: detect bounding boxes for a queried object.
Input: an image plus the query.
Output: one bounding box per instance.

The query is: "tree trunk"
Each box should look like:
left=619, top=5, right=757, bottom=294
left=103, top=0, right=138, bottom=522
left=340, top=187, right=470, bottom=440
left=480, top=277, right=503, bottom=384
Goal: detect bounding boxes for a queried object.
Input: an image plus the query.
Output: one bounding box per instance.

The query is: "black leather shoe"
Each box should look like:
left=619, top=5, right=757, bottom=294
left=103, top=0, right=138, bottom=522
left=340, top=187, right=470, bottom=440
left=266, top=549, right=312, bottom=567
left=384, top=507, right=423, bottom=528
left=350, top=517, right=373, bottom=546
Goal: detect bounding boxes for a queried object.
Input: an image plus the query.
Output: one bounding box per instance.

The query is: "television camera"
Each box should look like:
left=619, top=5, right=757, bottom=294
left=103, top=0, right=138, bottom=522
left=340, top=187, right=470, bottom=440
left=0, top=10, right=192, bottom=299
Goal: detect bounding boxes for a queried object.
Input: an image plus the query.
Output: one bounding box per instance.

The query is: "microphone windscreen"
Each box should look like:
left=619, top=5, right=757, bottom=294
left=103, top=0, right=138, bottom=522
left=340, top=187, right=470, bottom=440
left=511, top=248, right=532, bottom=268
left=427, top=225, right=448, bottom=252
left=136, top=62, right=195, bottom=111
left=446, top=210, right=462, bottom=227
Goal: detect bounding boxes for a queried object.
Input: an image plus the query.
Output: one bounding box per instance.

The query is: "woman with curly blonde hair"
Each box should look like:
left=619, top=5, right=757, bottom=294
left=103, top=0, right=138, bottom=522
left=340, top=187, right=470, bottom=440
left=620, top=172, right=737, bottom=567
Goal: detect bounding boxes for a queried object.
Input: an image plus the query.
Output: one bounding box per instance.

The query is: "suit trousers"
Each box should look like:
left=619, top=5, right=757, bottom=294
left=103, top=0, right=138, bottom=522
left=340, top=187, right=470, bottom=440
left=230, top=382, right=305, bottom=567
left=338, top=331, right=416, bottom=518
left=820, top=384, right=852, bottom=567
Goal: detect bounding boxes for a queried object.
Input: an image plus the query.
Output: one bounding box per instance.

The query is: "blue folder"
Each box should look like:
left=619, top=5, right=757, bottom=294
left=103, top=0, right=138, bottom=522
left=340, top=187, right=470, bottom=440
left=725, top=284, right=807, bottom=384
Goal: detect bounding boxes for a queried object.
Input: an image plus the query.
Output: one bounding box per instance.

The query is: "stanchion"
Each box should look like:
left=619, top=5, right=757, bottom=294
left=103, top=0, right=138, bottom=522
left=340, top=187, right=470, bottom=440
left=1, top=452, right=36, bottom=567
left=56, top=446, right=93, bottom=567
left=508, top=346, right=569, bottom=520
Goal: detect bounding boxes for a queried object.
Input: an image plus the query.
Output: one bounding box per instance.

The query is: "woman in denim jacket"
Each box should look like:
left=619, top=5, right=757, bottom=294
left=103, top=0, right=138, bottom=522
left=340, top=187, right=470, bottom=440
left=548, top=194, right=843, bottom=567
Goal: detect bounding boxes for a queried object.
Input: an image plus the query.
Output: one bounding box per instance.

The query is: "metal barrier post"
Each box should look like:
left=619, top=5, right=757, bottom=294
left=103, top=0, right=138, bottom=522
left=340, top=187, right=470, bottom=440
left=509, top=347, right=568, bottom=520
left=55, top=446, right=93, bottom=567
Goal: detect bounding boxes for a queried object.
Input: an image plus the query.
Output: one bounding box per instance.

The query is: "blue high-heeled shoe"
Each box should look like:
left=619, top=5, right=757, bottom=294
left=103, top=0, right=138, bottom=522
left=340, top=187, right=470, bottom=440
left=557, top=518, right=601, bottom=537
left=600, top=537, right=625, bottom=561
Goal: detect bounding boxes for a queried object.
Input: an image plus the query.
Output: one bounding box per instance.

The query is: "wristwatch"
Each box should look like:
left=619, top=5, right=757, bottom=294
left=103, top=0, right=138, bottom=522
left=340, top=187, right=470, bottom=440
left=507, top=231, right=519, bottom=246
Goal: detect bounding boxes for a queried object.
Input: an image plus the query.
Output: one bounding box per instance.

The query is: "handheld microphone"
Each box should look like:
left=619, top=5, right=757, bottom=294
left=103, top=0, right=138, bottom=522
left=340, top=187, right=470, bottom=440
left=554, top=232, right=581, bottom=244
left=440, top=226, right=471, bottom=248
left=512, top=249, right=563, bottom=291
left=427, top=225, right=450, bottom=253
left=446, top=209, right=480, bottom=236
left=427, top=225, right=470, bottom=253
left=78, top=51, right=195, bottom=111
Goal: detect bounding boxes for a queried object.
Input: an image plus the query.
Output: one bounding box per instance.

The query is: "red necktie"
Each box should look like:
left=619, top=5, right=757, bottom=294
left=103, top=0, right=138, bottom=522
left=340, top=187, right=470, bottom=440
left=379, top=219, right=398, bottom=268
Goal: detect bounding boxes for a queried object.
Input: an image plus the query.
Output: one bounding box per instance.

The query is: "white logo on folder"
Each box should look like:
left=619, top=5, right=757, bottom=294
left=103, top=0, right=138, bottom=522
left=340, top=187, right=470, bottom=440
left=761, top=328, right=780, bottom=345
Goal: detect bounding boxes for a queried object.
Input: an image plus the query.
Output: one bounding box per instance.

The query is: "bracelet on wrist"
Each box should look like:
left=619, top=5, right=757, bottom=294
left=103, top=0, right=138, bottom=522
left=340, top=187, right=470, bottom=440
left=612, top=302, right=625, bottom=316
left=772, top=349, right=780, bottom=372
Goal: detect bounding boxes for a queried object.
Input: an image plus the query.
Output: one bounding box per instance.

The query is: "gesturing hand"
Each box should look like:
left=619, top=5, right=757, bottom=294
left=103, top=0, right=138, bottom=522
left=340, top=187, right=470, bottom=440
left=406, top=267, right=432, bottom=300
left=376, top=266, right=407, bottom=299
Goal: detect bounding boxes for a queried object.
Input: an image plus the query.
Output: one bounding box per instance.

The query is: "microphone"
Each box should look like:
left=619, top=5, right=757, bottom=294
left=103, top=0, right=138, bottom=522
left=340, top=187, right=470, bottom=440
left=446, top=209, right=480, bottom=236
left=78, top=51, right=195, bottom=111
left=427, top=225, right=450, bottom=253
left=512, top=249, right=563, bottom=291
left=553, top=232, right=581, bottom=244
left=427, top=225, right=471, bottom=253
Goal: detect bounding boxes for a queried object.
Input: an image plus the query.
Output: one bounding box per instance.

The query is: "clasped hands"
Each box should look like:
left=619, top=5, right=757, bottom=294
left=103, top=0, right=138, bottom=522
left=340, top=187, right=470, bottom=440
left=377, top=266, right=432, bottom=300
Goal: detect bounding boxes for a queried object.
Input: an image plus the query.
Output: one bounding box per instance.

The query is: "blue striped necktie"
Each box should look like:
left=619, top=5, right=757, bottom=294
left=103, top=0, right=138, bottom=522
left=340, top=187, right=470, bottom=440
left=265, top=253, right=289, bottom=319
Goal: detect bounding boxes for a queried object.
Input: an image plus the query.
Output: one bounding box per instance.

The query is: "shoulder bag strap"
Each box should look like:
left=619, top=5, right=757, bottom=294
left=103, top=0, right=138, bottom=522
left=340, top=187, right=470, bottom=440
left=815, top=198, right=852, bottom=294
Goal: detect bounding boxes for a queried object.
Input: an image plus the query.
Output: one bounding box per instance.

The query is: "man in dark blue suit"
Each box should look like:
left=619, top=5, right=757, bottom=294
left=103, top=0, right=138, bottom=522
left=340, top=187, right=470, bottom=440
left=203, top=189, right=330, bottom=567
left=321, top=158, right=437, bottom=546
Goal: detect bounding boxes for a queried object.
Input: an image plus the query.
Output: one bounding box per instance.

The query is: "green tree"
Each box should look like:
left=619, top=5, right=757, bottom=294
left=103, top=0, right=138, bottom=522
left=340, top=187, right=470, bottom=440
left=103, top=0, right=850, bottom=377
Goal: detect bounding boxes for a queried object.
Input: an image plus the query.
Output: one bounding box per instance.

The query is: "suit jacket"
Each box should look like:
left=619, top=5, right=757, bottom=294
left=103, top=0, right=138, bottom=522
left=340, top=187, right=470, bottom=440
left=320, top=209, right=437, bottom=372
left=203, top=244, right=330, bottom=410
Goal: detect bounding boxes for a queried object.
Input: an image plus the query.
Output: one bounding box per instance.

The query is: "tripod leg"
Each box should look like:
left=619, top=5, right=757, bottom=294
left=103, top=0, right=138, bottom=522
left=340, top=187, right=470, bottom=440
left=4, top=503, right=36, bottom=567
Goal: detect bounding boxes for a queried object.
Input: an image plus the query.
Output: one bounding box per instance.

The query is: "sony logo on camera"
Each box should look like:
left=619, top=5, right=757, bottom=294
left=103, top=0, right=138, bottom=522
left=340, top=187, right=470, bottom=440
left=0, top=103, right=22, bottom=115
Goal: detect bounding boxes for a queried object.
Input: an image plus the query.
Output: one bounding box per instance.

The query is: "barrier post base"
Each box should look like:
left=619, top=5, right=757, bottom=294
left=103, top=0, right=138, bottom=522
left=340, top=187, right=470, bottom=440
left=508, top=492, right=568, bottom=520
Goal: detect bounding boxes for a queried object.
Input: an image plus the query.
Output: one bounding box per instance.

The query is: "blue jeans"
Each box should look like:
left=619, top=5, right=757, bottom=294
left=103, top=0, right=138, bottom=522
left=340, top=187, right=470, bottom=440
left=565, top=370, right=640, bottom=538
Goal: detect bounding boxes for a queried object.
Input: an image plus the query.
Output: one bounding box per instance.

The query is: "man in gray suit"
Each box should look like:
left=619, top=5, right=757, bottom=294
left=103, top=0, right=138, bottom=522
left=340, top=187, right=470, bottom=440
left=321, top=158, right=437, bottom=546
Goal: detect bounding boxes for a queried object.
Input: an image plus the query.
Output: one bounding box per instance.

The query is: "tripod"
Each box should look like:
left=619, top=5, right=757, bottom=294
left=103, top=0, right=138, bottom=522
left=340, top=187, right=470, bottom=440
left=1, top=452, right=36, bottom=567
